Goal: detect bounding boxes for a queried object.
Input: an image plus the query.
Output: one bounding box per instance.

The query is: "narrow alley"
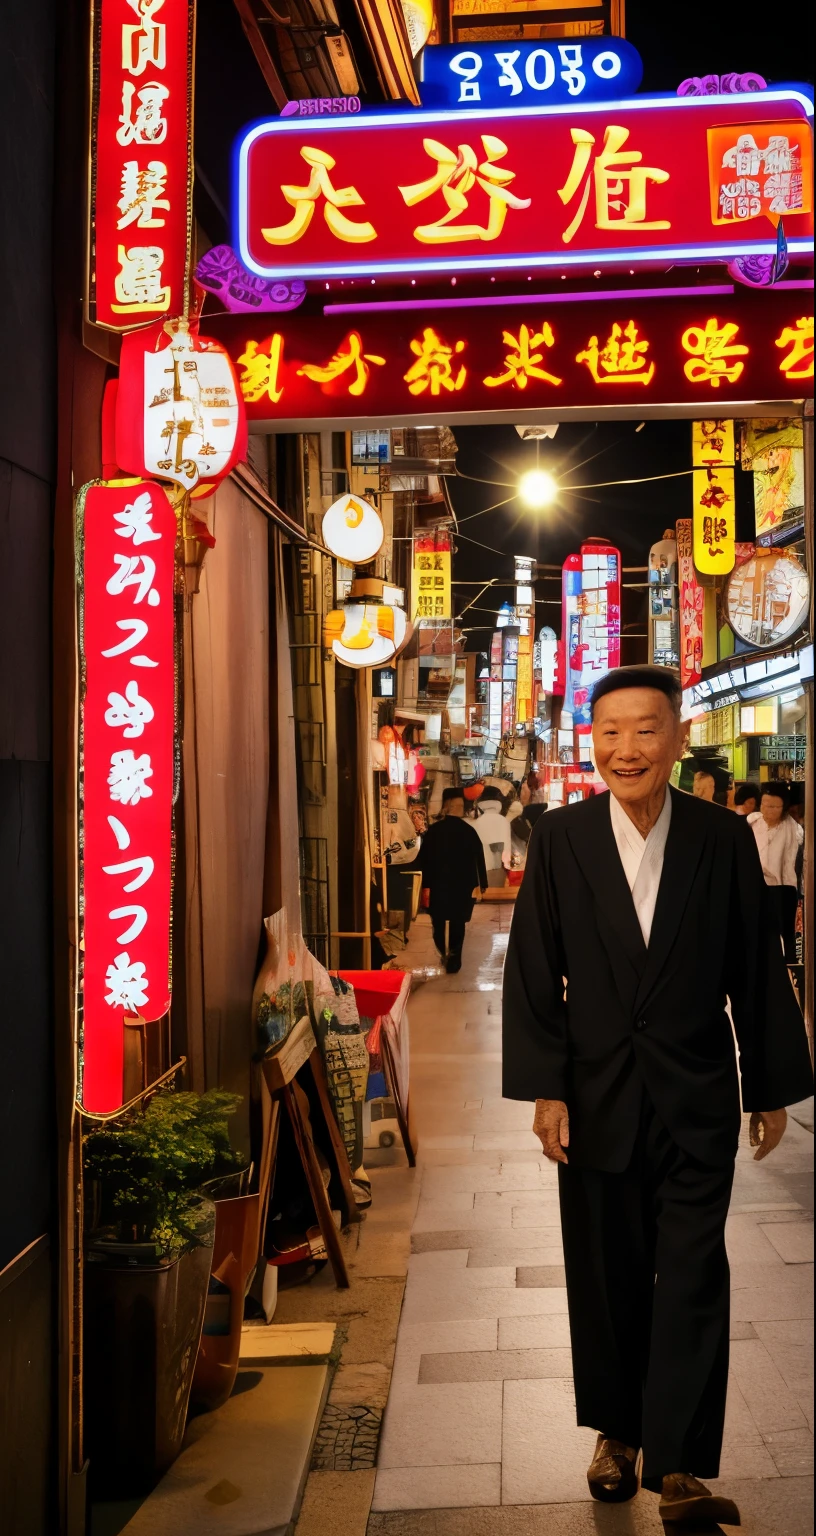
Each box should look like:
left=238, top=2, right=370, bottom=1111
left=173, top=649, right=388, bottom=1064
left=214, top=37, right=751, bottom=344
left=363, top=905, right=814, bottom=1536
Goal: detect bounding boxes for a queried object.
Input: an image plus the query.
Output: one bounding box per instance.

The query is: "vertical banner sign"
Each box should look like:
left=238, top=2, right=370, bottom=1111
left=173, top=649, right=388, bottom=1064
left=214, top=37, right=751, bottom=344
left=677, top=518, right=704, bottom=689
left=574, top=541, right=621, bottom=735
left=90, top=0, right=195, bottom=331
left=648, top=530, right=680, bottom=669
left=77, top=481, right=176, bottom=1112
left=411, top=531, right=452, bottom=620
left=692, top=420, right=736, bottom=575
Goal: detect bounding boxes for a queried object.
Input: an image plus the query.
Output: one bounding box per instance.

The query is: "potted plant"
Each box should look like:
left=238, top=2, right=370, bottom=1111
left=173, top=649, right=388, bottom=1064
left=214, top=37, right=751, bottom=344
left=83, top=1088, right=243, bottom=1495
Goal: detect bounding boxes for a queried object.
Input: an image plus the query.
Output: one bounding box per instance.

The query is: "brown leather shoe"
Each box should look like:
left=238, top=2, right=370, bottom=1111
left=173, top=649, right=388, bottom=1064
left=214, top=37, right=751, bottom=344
left=587, top=1434, right=640, bottom=1503
left=659, top=1473, right=741, bottom=1525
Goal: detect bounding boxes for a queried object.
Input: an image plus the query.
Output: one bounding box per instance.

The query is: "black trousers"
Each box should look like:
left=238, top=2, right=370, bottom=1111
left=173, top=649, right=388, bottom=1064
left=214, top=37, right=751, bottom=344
left=558, top=1095, right=734, bottom=1490
left=431, top=912, right=467, bottom=958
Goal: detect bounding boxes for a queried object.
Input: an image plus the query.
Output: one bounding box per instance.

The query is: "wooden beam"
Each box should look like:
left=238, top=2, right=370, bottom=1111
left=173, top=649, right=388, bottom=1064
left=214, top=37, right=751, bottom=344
left=232, top=0, right=290, bottom=110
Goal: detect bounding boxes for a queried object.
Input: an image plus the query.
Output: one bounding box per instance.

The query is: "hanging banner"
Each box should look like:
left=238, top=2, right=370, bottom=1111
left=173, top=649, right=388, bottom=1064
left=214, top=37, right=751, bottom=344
left=89, top=0, right=195, bottom=331
left=677, top=517, right=703, bottom=688
left=741, top=418, right=806, bottom=544
left=574, top=541, right=621, bottom=734
left=411, top=531, right=452, bottom=620
left=648, top=530, right=680, bottom=669
left=77, top=480, right=176, bottom=1112
left=692, top=418, right=736, bottom=574
left=236, top=89, right=813, bottom=282
left=214, top=289, right=813, bottom=427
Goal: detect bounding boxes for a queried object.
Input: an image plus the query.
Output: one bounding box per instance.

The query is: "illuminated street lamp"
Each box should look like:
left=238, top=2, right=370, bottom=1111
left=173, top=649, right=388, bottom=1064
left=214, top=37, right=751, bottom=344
left=518, top=469, right=558, bottom=509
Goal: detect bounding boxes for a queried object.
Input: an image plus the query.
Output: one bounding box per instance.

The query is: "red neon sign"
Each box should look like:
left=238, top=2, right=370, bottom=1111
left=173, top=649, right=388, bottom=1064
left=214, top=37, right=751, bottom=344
left=78, top=481, right=176, bottom=1111
left=237, top=92, right=813, bottom=280
left=90, top=0, right=194, bottom=331
left=210, top=290, right=813, bottom=426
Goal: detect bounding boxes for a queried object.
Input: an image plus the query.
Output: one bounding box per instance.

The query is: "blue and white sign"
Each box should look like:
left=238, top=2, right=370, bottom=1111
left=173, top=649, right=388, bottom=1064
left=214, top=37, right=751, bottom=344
left=420, top=38, right=643, bottom=110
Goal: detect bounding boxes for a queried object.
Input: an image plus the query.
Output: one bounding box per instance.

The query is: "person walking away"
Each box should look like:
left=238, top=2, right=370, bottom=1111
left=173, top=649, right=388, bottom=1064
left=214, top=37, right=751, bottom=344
left=475, top=787, right=513, bottom=888
left=733, top=782, right=760, bottom=817
left=416, top=788, right=487, bottom=973
left=502, top=665, right=812, bottom=1528
left=747, top=783, right=803, bottom=963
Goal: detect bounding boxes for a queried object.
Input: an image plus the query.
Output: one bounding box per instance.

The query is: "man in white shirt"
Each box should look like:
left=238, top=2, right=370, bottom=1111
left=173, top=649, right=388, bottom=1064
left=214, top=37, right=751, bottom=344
left=474, top=788, right=512, bottom=888
left=503, top=666, right=811, bottom=1528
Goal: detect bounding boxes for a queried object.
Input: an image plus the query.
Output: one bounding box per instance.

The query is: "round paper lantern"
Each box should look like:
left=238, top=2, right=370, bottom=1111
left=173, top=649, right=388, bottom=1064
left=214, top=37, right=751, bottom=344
left=324, top=600, right=407, bottom=668
left=321, top=493, right=383, bottom=564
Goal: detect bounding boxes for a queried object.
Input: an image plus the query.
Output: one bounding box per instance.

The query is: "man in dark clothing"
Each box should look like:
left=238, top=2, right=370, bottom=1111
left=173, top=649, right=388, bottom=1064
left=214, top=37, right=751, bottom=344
left=502, top=665, right=812, bottom=1528
left=417, top=788, right=487, bottom=973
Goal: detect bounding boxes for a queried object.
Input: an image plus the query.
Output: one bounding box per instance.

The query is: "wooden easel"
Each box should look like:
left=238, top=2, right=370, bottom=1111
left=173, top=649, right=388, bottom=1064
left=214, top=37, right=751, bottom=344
left=261, top=1017, right=362, bottom=1290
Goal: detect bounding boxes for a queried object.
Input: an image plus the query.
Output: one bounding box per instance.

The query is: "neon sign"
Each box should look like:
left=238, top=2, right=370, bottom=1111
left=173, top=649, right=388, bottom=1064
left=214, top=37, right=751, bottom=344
left=90, top=0, right=194, bottom=331
left=420, top=39, right=643, bottom=111
left=209, top=290, right=814, bottom=426
left=77, top=480, right=176, bottom=1112
left=236, top=90, right=813, bottom=281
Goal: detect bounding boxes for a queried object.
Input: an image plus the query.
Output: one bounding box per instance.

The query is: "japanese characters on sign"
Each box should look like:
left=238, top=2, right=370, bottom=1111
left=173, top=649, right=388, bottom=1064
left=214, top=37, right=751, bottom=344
left=692, top=419, right=736, bottom=575
left=420, top=38, right=643, bottom=110
left=412, top=532, right=453, bottom=620
left=91, top=0, right=194, bottom=331
left=676, top=518, right=703, bottom=689
left=237, top=91, right=813, bottom=281
left=77, top=481, right=176, bottom=1112
left=211, top=291, right=814, bottom=427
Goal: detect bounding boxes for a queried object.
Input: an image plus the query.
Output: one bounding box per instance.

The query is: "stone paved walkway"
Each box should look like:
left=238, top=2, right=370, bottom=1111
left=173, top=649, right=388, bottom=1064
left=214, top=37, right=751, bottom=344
left=368, top=904, right=814, bottom=1536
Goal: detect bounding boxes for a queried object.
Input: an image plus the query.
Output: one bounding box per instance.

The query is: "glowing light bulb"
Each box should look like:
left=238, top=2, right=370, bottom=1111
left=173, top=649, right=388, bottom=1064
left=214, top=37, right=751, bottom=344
left=518, top=469, right=558, bottom=510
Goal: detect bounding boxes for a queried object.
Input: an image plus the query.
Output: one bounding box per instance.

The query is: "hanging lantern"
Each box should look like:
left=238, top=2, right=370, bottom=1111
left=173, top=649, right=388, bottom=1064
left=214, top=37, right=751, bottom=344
left=323, top=576, right=408, bottom=669
left=116, top=316, right=247, bottom=498
left=322, top=492, right=384, bottom=564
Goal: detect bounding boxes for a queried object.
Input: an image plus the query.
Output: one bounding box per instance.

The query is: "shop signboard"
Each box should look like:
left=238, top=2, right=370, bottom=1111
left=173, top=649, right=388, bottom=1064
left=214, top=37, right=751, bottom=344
left=724, top=547, right=810, bottom=649
left=692, top=417, right=736, bottom=575
left=759, top=736, right=806, bottom=763
left=648, top=529, right=679, bottom=669
left=236, top=90, right=813, bottom=283
left=677, top=518, right=703, bottom=688
left=419, top=38, right=643, bottom=111
left=89, top=0, right=195, bottom=330
left=215, top=289, right=813, bottom=427
left=411, top=531, right=452, bottom=619
left=574, top=541, right=621, bottom=734
left=76, top=480, right=176, bottom=1112
left=741, top=419, right=806, bottom=544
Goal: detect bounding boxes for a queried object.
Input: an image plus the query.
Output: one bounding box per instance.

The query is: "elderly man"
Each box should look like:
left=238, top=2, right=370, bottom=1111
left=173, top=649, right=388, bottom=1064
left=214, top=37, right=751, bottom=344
left=502, top=666, right=812, bottom=1526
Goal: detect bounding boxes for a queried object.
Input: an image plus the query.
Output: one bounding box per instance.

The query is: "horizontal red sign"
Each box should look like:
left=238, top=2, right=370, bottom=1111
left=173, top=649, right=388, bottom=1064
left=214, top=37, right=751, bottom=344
left=208, top=289, right=813, bottom=426
left=237, top=91, right=814, bottom=280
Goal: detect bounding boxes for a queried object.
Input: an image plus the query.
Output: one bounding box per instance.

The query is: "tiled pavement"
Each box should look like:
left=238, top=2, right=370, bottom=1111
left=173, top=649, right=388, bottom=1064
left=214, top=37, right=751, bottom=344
left=369, top=903, right=814, bottom=1535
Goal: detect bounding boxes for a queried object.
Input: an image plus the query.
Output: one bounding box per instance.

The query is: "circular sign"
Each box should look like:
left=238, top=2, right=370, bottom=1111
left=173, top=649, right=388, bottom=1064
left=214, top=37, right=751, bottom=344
left=321, top=494, right=383, bottom=564
left=331, top=601, right=407, bottom=668
left=724, top=549, right=809, bottom=649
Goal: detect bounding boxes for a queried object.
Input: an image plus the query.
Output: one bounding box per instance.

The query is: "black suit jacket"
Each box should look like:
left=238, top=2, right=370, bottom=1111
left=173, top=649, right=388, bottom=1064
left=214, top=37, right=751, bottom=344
left=502, top=787, right=812, bottom=1172
left=416, top=815, right=488, bottom=919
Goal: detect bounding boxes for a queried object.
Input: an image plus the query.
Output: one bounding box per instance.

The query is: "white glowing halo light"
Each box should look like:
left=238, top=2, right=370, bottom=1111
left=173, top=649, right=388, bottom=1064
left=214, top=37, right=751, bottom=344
left=331, top=602, right=408, bottom=668
left=321, top=493, right=384, bottom=563
left=519, top=469, right=558, bottom=509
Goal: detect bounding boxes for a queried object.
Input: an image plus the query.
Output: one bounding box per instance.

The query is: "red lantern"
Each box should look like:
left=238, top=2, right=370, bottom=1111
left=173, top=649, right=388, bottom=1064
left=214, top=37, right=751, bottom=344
left=116, top=316, right=247, bottom=498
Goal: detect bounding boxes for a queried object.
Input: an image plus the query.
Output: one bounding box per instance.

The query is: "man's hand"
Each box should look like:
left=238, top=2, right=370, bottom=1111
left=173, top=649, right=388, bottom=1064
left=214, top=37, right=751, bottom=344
left=749, top=1108, right=788, bottom=1161
left=533, top=1099, right=569, bottom=1164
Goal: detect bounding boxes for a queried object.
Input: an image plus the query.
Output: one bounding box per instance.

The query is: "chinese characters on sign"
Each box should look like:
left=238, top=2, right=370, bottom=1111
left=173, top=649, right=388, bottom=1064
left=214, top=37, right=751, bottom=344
left=78, top=481, right=176, bottom=1112
left=708, top=121, right=813, bottom=225
left=676, top=518, right=703, bottom=689
left=92, top=0, right=194, bottom=330
left=412, top=532, right=452, bottom=620
left=216, top=292, right=813, bottom=424
left=238, top=92, right=814, bottom=280
left=692, top=418, right=736, bottom=575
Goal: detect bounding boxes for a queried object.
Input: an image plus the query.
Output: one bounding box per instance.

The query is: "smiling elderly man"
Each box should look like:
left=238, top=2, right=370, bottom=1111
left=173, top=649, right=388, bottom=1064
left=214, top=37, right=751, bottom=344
left=502, top=665, right=812, bottom=1527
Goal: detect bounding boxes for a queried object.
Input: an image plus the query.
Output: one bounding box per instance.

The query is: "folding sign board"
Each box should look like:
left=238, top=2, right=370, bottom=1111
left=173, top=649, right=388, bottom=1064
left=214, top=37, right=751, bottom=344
left=90, top=0, right=195, bottom=330
left=77, top=480, right=176, bottom=1112
left=236, top=89, right=813, bottom=281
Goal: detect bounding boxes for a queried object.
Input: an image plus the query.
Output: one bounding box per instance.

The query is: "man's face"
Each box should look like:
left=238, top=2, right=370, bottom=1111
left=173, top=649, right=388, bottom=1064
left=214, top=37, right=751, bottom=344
left=736, top=795, right=758, bottom=817
left=693, top=771, right=716, bottom=801
left=446, top=796, right=465, bottom=818
left=761, top=794, right=785, bottom=827
left=592, top=688, right=685, bottom=808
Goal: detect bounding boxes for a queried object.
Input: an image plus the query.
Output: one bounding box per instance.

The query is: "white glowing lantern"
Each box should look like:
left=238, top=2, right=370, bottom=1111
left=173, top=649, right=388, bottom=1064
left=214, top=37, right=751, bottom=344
left=322, top=493, right=383, bottom=564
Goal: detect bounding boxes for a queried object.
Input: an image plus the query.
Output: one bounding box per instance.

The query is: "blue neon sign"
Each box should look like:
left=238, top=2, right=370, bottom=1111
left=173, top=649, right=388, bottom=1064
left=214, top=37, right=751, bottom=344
left=420, top=38, right=643, bottom=110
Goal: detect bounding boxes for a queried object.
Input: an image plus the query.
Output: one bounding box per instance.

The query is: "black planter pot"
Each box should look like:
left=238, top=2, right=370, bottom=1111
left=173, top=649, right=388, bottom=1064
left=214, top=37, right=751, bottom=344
left=84, top=1236, right=213, bottom=1497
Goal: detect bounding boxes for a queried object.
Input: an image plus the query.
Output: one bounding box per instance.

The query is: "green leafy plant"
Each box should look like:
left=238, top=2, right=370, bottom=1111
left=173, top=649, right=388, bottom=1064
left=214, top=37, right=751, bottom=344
left=84, top=1089, right=243, bottom=1259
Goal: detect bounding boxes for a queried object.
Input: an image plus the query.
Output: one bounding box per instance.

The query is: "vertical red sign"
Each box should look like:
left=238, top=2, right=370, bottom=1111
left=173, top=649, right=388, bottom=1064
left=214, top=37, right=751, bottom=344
left=78, top=481, right=176, bottom=1112
left=91, top=0, right=194, bottom=331
left=677, top=517, right=704, bottom=689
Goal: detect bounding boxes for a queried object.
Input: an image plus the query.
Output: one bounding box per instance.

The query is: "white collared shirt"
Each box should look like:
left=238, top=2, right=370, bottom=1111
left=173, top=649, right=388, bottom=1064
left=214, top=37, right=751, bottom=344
left=609, top=788, right=672, bottom=946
